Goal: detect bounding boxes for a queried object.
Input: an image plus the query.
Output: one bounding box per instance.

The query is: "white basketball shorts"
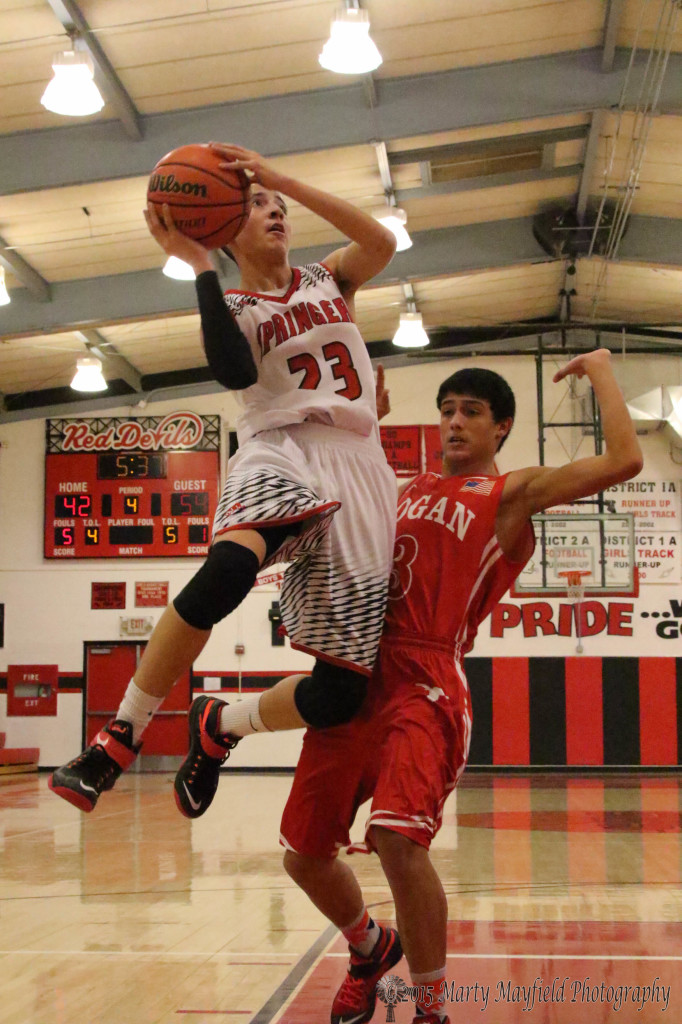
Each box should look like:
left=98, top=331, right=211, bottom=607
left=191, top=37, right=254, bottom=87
left=212, top=422, right=397, bottom=674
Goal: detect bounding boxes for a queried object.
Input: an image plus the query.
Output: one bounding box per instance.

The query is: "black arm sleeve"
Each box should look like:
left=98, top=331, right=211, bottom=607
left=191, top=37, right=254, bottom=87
left=195, top=270, right=258, bottom=390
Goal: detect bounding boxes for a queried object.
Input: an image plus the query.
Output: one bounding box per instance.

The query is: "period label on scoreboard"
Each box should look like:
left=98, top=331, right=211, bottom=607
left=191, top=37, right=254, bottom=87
left=44, top=413, right=221, bottom=559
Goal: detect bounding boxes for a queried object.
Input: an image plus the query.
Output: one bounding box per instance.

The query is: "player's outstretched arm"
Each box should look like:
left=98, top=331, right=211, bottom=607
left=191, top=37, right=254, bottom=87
left=209, top=142, right=396, bottom=297
left=507, top=349, right=643, bottom=516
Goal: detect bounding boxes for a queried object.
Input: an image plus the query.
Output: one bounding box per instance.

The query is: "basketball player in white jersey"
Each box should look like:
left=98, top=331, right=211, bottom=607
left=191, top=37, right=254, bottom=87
left=50, top=143, right=398, bottom=816
left=279, top=351, right=643, bottom=1024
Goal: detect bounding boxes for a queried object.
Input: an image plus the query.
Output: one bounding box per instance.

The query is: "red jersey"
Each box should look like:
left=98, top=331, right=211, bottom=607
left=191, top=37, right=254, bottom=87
left=384, top=472, right=533, bottom=656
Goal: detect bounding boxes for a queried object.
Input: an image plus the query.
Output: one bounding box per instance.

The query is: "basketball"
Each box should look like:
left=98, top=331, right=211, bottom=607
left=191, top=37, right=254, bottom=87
left=147, top=144, right=250, bottom=249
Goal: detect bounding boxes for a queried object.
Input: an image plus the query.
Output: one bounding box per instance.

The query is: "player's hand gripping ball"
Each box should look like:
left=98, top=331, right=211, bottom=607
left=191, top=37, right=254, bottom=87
left=147, top=144, right=250, bottom=250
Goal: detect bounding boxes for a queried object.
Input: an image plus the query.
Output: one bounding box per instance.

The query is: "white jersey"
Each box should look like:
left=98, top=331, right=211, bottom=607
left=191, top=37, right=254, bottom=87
left=224, top=262, right=379, bottom=445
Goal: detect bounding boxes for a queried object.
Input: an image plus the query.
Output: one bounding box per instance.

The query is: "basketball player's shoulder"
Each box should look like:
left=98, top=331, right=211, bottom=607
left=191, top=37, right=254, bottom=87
left=296, top=262, right=334, bottom=289
left=223, top=289, right=259, bottom=316
left=401, top=472, right=442, bottom=498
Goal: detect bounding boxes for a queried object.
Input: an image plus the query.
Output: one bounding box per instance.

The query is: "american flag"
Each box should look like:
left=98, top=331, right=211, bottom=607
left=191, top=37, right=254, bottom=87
left=460, top=477, right=496, bottom=496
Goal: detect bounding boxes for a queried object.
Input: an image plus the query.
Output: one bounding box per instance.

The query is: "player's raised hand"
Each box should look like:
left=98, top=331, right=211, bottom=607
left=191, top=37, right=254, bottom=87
left=553, top=348, right=611, bottom=383
left=209, top=143, right=281, bottom=191
left=375, top=364, right=391, bottom=420
left=144, top=203, right=213, bottom=273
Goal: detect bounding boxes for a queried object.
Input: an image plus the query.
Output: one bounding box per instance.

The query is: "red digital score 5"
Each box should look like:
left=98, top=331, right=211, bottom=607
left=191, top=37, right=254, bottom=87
left=44, top=415, right=221, bottom=559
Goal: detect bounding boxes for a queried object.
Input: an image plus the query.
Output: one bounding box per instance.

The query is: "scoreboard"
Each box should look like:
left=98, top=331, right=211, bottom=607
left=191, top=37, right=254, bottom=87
left=44, top=414, right=221, bottom=559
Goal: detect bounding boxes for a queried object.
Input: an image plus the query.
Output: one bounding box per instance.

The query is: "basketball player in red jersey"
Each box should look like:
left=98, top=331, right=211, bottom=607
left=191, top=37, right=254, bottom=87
left=50, top=144, right=398, bottom=816
left=279, top=350, right=643, bottom=1024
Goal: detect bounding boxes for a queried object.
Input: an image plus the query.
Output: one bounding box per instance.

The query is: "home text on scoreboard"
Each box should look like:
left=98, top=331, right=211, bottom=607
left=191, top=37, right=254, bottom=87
left=44, top=414, right=221, bottom=559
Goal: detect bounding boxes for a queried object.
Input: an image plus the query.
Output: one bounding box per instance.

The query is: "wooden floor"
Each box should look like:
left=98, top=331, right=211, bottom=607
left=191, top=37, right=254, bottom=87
left=1, top=770, right=681, bottom=1024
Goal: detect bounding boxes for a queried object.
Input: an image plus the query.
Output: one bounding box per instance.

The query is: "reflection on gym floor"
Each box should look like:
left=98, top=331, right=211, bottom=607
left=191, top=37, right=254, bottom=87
left=1, top=771, right=680, bottom=1023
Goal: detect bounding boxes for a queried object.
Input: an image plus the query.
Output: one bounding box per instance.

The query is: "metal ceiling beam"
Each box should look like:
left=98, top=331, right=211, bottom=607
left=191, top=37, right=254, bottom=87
left=44, top=0, right=142, bottom=140
left=2, top=48, right=680, bottom=195
left=388, top=125, right=590, bottom=165
left=0, top=214, right=679, bottom=339
left=0, top=237, right=51, bottom=302
left=74, top=329, right=143, bottom=392
left=576, top=109, right=608, bottom=224
left=394, top=163, right=582, bottom=202
left=602, top=0, right=626, bottom=73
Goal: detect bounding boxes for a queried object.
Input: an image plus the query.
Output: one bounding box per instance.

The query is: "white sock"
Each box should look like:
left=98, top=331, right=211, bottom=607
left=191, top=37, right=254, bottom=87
left=116, top=680, right=165, bottom=744
left=218, top=693, right=271, bottom=737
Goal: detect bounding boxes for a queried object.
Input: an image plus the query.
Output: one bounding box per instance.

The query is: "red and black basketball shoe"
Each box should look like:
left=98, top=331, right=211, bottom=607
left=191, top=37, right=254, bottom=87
left=331, top=926, right=403, bottom=1024
left=173, top=695, right=240, bottom=819
left=48, top=719, right=140, bottom=812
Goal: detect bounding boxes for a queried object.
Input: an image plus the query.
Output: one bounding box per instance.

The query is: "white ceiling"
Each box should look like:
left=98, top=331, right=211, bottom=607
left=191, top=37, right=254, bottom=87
left=0, top=0, right=681, bottom=419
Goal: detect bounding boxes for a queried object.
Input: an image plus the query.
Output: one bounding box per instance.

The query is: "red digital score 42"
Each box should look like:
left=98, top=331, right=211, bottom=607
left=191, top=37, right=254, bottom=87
left=44, top=414, right=221, bottom=559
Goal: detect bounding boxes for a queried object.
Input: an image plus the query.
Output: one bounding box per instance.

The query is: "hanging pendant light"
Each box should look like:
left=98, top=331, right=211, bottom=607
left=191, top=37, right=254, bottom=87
left=319, top=2, right=383, bottom=75
left=71, top=356, right=107, bottom=392
left=163, top=257, right=196, bottom=281
left=41, top=48, right=104, bottom=117
left=373, top=205, right=412, bottom=251
left=392, top=311, right=430, bottom=348
left=0, top=267, right=10, bottom=306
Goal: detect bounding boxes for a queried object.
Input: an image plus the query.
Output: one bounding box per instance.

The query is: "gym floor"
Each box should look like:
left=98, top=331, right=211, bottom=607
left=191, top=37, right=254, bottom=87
left=1, top=770, right=680, bottom=1023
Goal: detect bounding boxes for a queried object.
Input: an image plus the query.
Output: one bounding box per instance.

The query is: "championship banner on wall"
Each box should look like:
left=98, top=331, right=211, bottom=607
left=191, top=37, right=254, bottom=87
left=380, top=425, right=442, bottom=477
left=379, top=426, right=421, bottom=477
left=605, top=478, right=681, bottom=584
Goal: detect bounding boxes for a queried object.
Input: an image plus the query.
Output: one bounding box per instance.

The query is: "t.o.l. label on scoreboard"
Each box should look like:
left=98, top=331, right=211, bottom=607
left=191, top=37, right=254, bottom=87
left=44, top=414, right=220, bottom=559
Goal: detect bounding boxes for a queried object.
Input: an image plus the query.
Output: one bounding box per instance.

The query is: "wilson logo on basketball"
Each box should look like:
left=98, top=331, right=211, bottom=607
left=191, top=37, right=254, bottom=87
left=148, top=173, right=208, bottom=198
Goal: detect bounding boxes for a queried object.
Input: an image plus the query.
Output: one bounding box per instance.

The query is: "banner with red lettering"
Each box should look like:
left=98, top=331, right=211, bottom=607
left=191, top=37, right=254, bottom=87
left=380, top=426, right=421, bottom=477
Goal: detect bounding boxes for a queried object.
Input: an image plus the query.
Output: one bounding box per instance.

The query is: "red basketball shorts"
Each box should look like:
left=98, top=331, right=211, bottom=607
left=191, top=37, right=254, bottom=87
left=279, top=638, right=472, bottom=856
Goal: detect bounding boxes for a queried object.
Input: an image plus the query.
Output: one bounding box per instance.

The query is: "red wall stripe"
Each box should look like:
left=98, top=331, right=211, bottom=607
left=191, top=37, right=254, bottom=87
left=639, top=658, right=678, bottom=765
left=492, top=658, right=529, bottom=764
left=565, top=657, right=603, bottom=765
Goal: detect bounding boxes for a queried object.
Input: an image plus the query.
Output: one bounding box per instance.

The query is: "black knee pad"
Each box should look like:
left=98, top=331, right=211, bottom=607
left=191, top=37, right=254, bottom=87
left=173, top=541, right=260, bottom=630
left=294, top=661, right=368, bottom=728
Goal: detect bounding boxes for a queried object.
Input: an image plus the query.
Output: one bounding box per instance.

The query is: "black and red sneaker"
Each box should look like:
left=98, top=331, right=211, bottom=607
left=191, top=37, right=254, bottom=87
left=48, top=719, right=140, bottom=812
left=331, top=926, right=403, bottom=1024
left=173, top=696, right=240, bottom=819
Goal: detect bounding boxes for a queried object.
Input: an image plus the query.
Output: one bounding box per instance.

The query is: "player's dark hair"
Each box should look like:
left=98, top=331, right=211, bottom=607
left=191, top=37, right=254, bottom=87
left=221, top=246, right=237, bottom=263
left=436, top=368, right=516, bottom=450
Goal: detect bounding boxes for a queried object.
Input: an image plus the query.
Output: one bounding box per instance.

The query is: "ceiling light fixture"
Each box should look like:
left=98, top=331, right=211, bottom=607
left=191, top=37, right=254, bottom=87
left=373, top=205, right=412, bottom=251
left=40, top=47, right=105, bottom=117
left=162, top=257, right=196, bottom=281
left=392, top=311, right=430, bottom=348
left=71, top=356, right=107, bottom=392
left=319, top=1, right=383, bottom=75
left=392, top=282, right=430, bottom=348
left=0, top=267, right=10, bottom=306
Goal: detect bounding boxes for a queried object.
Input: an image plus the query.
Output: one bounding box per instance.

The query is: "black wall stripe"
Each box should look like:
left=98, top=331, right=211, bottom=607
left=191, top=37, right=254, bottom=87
left=58, top=675, right=84, bottom=691
left=466, top=657, right=493, bottom=765
left=602, top=657, right=640, bottom=765
left=529, top=658, right=567, bottom=766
